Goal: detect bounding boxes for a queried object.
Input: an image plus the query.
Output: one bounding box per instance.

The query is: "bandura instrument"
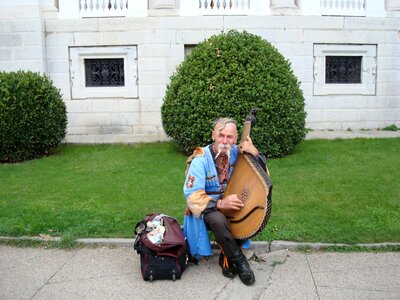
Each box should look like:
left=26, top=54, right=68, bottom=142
left=223, top=109, right=273, bottom=240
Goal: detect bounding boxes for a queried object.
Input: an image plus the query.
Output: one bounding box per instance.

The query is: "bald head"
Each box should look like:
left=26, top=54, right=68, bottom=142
left=212, top=118, right=238, bottom=136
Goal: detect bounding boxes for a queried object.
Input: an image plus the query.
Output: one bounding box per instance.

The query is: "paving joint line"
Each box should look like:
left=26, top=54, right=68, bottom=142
left=29, top=250, right=78, bottom=300
left=305, top=253, right=321, bottom=300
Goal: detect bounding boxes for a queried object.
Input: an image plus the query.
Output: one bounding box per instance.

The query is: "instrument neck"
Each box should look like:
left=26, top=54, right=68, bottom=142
left=240, top=121, right=251, bottom=143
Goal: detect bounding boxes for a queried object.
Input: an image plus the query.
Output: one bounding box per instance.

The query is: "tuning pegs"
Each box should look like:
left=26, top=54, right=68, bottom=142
left=246, top=108, right=260, bottom=126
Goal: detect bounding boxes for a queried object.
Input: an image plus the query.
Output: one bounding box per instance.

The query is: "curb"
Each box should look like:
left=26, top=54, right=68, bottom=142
left=1, top=236, right=399, bottom=252
left=268, top=240, right=400, bottom=252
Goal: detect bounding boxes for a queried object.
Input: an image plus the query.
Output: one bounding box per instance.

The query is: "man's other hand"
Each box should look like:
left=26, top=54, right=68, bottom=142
left=238, top=136, right=259, bottom=156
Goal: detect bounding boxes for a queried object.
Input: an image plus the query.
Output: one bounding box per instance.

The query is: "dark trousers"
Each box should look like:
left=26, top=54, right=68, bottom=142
left=203, top=209, right=242, bottom=259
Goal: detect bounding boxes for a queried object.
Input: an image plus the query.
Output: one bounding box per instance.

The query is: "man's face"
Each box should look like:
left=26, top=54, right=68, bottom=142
left=212, top=122, right=238, bottom=155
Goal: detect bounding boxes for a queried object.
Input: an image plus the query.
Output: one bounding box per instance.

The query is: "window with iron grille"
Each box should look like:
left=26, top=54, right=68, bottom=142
left=325, top=56, right=362, bottom=84
left=313, top=44, right=376, bottom=95
left=84, top=58, right=125, bottom=87
left=69, top=46, right=137, bottom=99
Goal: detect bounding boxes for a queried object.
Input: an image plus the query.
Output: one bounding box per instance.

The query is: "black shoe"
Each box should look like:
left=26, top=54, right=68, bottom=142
left=230, top=252, right=255, bottom=286
left=219, top=252, right=237, bottom=278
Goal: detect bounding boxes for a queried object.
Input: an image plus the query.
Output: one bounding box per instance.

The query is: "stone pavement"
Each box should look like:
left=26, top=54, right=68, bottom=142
left=1, top=245, right=399, bottom=300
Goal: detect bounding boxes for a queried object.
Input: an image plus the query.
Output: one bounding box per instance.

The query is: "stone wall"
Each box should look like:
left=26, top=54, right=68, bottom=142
left=1, top=2, right=399, bottom=143
left=0, top=4, right=46, bottom=73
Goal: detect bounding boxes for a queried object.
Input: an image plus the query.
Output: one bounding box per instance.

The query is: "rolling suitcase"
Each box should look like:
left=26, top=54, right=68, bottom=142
left=134, top=213, right=188, bottom=282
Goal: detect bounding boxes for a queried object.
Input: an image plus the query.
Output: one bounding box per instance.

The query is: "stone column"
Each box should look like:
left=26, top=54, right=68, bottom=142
left=148, top=0, right=179, bottom=16
left=270, top=0, right=299, bottom=15
left=386, top=0, right=400, bottom=17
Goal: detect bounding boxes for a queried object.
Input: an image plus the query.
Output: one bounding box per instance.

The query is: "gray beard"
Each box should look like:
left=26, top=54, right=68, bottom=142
left=214, top=143, right=231, bottom=160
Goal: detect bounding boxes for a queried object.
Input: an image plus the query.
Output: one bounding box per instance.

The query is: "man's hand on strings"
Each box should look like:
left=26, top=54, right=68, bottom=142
left=218, top=194, right=244, bottom=211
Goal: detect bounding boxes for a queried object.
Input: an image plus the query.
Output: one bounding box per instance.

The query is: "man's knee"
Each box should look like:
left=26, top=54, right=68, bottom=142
left=204, top=210, right=229, bottom=229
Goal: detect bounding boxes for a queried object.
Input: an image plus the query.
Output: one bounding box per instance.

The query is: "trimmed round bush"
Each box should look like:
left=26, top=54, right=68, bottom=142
left=0, top=70, right=67, bottom=163
left=161, top=30, right=306, bottom=157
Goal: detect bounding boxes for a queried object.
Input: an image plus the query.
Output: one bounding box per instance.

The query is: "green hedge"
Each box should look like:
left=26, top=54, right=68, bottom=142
left=0, top=71, right=67, bottom=163
left=161, top=30, right=306, bottom=157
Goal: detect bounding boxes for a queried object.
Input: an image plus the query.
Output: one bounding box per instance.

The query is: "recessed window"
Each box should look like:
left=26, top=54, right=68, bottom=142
left=325, top=56, right=362, bottom=84
left=184, top=44, right=197, bottom=57
left=313, top=44, right=376, bottom=95
left=69, top=46, right=138, bottom=99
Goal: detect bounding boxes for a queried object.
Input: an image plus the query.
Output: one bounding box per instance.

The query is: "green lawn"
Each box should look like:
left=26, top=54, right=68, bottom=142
left=0, top=139, right=399, bottom=244
left=259, top=138, right=400, bottom=243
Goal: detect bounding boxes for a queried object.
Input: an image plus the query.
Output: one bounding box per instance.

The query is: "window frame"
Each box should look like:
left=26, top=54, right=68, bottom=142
left=313, top=44, right=377, bottom=96
left=69, top=46, right=138, bottom=99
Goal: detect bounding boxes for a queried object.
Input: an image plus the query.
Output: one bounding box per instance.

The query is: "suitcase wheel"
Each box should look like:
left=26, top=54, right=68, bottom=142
left=149, top=274, right=153, bottom=282
left=172, top=274, right=176, bottom=281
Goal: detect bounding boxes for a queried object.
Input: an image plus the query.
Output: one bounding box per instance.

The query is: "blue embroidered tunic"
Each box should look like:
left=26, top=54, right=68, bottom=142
left=183, top=144, right=238, bottom=260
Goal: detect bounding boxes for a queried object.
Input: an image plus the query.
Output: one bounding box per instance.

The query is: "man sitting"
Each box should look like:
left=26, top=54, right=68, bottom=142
left=183, top=117, right=265, bottom=286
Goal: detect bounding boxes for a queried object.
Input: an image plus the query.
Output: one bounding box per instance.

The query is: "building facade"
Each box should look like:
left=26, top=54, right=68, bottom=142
left=0, top=0, right=399, bottom=143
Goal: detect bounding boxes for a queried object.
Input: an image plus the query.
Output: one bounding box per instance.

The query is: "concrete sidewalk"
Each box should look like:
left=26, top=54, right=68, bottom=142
left=1, top=245, right=399, bottom=300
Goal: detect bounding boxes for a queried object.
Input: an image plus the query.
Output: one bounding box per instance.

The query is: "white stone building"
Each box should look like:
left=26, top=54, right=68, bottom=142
left=0, top=0, right=399, bottom=143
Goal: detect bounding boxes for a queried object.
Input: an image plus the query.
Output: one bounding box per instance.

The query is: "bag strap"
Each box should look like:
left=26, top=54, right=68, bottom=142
left=147, top=213, right=178, bottom=223
left=133, top=220, right=147, bottom=250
